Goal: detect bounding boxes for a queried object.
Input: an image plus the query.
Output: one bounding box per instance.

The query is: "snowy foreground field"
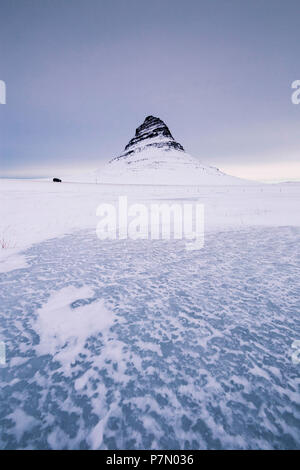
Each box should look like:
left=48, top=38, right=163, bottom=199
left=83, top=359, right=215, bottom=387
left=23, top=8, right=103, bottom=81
left=0, top=179, right=300, bottom=449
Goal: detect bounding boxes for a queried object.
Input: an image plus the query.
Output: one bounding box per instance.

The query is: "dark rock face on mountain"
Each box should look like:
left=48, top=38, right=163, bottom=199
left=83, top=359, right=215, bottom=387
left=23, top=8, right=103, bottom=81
left=111, top=115, right=184, bottom=162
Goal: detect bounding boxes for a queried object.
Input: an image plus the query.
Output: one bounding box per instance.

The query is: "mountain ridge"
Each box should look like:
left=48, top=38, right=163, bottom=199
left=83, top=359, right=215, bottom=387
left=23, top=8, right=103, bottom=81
left=95, top=115, right=253, bottom=185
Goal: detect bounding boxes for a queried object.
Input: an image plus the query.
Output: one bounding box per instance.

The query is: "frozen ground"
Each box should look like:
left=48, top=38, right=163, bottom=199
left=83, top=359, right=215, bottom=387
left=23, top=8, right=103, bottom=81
left=0, top=179, right=300, bottom=449
left=0, top=179, right=299, bottom=264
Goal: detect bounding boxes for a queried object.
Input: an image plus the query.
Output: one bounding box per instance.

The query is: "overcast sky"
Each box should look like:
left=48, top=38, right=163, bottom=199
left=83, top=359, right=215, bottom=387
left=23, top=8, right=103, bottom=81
left=1, top=0, right=300, bottom=181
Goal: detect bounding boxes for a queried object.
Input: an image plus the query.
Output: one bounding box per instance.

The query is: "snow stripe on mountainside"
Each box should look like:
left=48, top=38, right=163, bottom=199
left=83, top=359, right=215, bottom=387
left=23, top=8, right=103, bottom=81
left=96, top=116, right=252, bottom=185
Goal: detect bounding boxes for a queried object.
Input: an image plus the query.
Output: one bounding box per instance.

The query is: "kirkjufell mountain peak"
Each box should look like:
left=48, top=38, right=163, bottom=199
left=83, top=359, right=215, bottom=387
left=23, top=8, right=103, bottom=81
left=110, top=115, right=185, bottom=163
left=96, top=115, right=251, bottom=185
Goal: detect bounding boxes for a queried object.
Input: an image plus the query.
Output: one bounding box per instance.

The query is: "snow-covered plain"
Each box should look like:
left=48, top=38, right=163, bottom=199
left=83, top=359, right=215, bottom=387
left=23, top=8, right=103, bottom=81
left=0, top=178, right=300, bottom=449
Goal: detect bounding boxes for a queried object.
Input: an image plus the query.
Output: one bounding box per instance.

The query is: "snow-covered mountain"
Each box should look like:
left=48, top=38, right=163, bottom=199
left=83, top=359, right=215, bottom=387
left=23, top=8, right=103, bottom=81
left=97, top=115, right=251, bottom=185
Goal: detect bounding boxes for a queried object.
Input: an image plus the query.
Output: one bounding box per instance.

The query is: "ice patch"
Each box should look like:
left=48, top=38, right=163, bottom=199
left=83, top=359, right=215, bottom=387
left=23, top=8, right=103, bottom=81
left=1, top=226, right=299, bottom=449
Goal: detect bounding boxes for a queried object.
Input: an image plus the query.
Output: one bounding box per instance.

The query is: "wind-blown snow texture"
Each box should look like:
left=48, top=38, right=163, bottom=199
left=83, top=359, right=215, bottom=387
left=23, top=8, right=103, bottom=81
left=0, top=227, right=299, bottom=449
